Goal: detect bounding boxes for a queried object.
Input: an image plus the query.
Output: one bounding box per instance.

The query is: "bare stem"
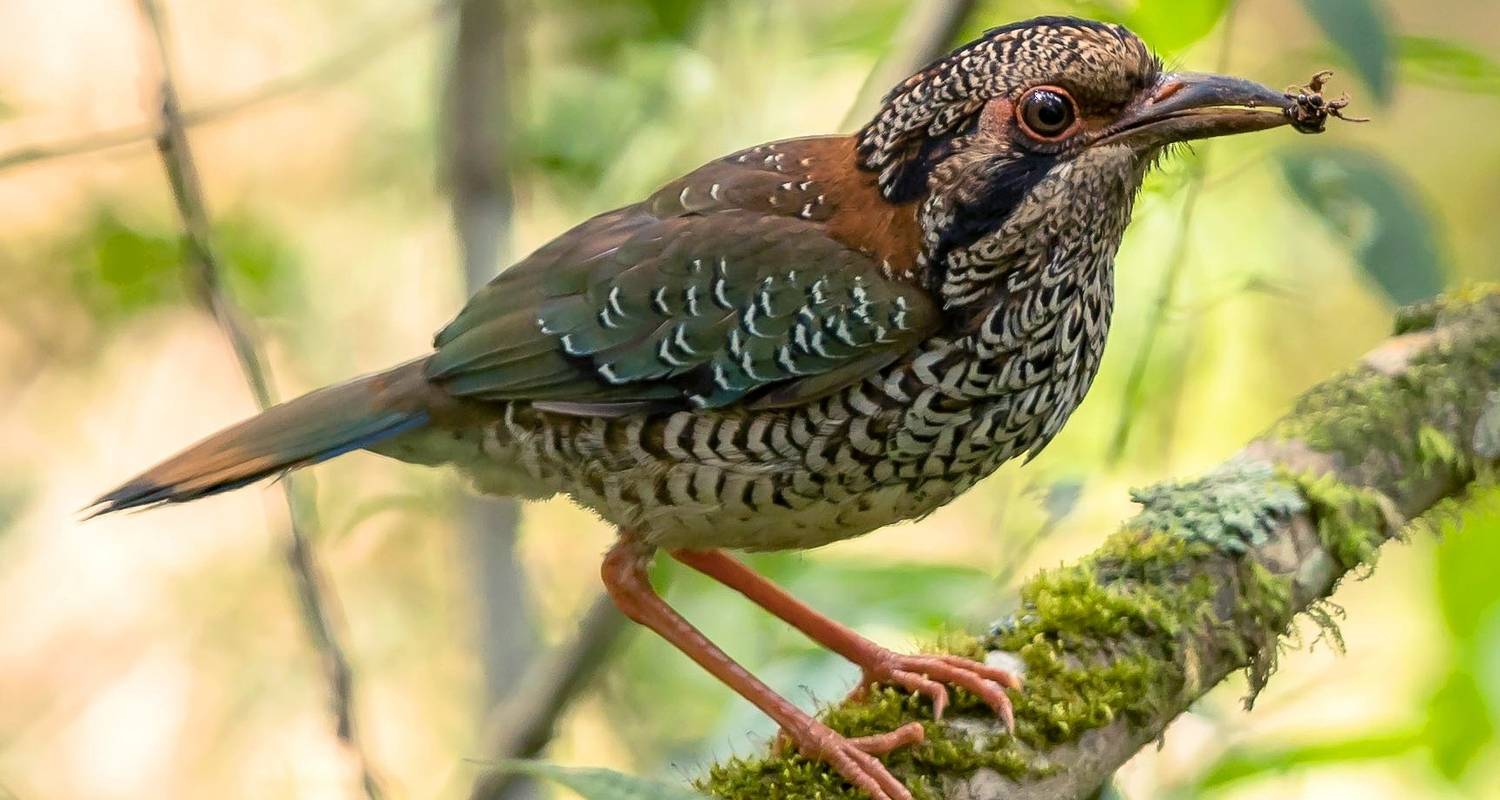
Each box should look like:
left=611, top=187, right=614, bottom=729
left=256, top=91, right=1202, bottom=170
left=132, top=2, right=384, bottom=797
left=1104, top=4, right=1241, bottom=465
left=469, top=594, right=631, bottom=800
left=1, top=0, right=457, bottom=176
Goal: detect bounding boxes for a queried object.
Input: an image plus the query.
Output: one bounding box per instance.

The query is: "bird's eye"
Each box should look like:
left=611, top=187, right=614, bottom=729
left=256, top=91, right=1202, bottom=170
left=1017, top=87, right=1078, bottom=140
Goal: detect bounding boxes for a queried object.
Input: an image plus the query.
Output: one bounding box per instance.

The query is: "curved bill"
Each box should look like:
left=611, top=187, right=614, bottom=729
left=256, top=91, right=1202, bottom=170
left=1100, top=71, right=1297, bottom=149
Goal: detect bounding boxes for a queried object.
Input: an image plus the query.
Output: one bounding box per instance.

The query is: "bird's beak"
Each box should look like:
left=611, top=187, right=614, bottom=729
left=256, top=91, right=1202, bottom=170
left=1100, top=71, right=1297, bottom=150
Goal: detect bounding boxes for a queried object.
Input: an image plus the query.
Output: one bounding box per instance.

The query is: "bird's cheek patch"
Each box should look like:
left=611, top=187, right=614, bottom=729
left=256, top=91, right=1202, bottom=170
left=978, top=98, right=1015, bottom=139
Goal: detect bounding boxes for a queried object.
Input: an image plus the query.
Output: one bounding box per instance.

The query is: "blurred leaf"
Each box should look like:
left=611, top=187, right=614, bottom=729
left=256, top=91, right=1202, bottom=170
left=63, top=206, right=302, bottom=325
left=749, top=555, right=997, bottom=632
left=1042, top=478, right=1086, bottom=523
left=213, top=213, right=305, bottom=316
left=1426, top=489, right=1500, bottom=782
left=485, top=760, right=710, bottom=800
left=1432, top=488, right=1500, bottom=642
left=1066, top=0, right=1230, bottom=55
left=0, top=479, right=30, bottom=542
left=1124, top=0, right=1232, bottom=55
left=1425, top=669, right=1495, bottom=781
left=1298, top=0, right=1394, bottom=104
left=563, top=0, right=710, bottom=61
left=68, top=209, right=183, bottom=321
left=1398, top=36, right=1500, bottom=95
left=807, top=0, right=908, bottom=56
left=1195, top=730, right=1422, bottom=789
left=1278, top=147, right=1445, bottom=305
left=0, top=94, right=14, bottom=120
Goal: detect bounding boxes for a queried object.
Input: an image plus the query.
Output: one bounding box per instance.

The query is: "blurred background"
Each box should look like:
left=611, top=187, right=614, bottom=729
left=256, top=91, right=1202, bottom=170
left=2, top=0, right=1499, bottom=798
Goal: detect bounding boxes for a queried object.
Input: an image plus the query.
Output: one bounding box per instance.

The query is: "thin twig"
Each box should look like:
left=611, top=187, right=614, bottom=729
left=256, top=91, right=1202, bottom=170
left=469, top=594, right=630, bottom=800
left=132, top=2, right=384, bottom=798
left=1104, top=4, right=1241, bottom=465
left=0, top=0, right=457, bottom=175
left=437, top=2, right=545, bottom=798
left=840, top=0, right=980, bottom=129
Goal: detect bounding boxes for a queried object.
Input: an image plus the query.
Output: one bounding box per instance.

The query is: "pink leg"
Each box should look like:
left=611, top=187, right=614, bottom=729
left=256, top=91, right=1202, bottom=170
left=602, top=538, right=922, bottom=800
left=670, top=548, right=1020, bottom=730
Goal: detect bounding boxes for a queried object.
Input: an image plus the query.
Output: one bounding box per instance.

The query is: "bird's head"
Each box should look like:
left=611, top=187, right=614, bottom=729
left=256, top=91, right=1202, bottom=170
left=857, top=16, right=1304, bottom=310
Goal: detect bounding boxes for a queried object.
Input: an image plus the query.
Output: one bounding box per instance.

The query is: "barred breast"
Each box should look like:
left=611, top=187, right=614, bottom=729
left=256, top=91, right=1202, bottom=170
left=420, top=273, right=1112, bottom=552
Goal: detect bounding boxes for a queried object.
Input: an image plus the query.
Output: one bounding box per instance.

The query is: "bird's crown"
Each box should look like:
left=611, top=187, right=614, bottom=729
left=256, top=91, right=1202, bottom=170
left=857, top=16, right=1160, bottom=200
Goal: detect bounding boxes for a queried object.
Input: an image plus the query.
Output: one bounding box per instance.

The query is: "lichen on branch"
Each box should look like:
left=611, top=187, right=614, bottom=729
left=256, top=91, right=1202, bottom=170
left=701, top=287, right=1500, bottom=800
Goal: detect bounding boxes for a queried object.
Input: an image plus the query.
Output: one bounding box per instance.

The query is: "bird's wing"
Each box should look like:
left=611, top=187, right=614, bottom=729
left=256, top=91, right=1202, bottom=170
left=426, top=187, right=937, bottom=415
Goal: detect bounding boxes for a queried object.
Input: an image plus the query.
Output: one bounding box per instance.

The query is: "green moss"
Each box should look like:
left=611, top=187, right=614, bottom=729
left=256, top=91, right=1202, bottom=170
left=700, top=528, right=1226, bottom=800
left=1394, top=283, right=1500, bottom=335
left=1237, top=559, right=1294, bottom=703
left=1285, top=469, right=1393, bottom=571
left=1129, top=460, right=1306, bottom=554
left=703, top=290, right=1500, bottom=800
left=1271, top=289, right=1500, bottom=498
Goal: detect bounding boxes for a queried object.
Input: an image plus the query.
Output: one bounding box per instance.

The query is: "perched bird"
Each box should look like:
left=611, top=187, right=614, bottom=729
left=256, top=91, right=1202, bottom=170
left=95, top=16, right=1331, bottom=800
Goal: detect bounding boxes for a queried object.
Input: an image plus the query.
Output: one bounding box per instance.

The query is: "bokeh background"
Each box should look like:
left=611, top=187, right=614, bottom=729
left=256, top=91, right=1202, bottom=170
left=2, top=0, right=1499, bottom=798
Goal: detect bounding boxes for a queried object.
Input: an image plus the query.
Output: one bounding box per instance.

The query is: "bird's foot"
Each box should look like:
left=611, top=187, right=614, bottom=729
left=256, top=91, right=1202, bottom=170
left=850, top=651, right=1021, bottom=731
left=773, top=717, right=925, bottom=800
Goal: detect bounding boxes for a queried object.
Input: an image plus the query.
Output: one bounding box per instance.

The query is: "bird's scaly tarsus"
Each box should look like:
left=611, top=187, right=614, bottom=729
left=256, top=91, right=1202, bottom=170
left=668, top=550, right=1021, bottom=737
left=601, top=539, right=918, bottom=800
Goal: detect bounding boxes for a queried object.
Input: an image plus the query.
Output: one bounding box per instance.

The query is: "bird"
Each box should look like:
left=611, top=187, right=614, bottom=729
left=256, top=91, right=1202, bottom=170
left=93, top=16, right=1331, bottom=800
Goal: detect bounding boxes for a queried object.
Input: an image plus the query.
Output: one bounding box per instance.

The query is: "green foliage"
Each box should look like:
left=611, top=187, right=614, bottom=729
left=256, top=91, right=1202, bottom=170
left=485, top=759, right=711, bottom=800
left=1424, top=669, right=1495, bottom=781
left=68, top=209, right=182, bottom=321
left=1427, top=488, right=1500, bottom=781
left=1298, top=0, right=1394, bottom=104
left=1194, top=730, right=1422, bottom=789
left=60, top=206, right=303, bottom=327
left=1071, top=0, right=1232, bottom=55
left=1278, top=147, right=1446, bottom=305
left=1120, top=0, right=1233, bottom=55
left=518, top=51, right=685, bottom=192
left=1399, top=36, right=1500, bottom=95
left=563, top=0, right=711, bottom=60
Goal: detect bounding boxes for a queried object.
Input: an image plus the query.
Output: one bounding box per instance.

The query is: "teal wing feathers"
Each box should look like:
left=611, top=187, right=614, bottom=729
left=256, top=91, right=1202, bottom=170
left=427, top=148, right=938, bottom=414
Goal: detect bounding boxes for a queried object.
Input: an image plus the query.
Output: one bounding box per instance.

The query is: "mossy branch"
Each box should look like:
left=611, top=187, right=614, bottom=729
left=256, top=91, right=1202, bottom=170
left=703, top=286, right=1500, bottom=800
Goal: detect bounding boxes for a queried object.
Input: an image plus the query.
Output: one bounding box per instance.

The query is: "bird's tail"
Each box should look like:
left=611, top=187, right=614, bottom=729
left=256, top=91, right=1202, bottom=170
left=90, top=359, right=434, bottom=515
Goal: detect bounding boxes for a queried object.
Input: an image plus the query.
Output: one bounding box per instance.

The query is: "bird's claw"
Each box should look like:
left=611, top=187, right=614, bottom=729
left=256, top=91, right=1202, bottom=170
left=1283, top=70, right=1369, bottom=133
left=852, top=651, right=1021, bottom=732
left=774, top=719, right=924, bottom=800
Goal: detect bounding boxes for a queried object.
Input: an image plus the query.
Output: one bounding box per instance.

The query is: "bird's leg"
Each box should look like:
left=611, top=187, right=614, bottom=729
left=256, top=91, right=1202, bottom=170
left=601, top=537, right=922, bottom=800
left=669, top=549, right=1019, bottom=730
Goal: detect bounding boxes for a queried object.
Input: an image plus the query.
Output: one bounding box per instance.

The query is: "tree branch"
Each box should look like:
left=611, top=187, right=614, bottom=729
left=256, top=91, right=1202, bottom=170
left=132, top=3, right=384, bottom=798
left=0, top=0, right=456, bottom=176
left=469, top=593, right=629, bottom=800
left=436, top=3, right=561, bottom=798
left=701, top=287, right=1500, bottom=799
